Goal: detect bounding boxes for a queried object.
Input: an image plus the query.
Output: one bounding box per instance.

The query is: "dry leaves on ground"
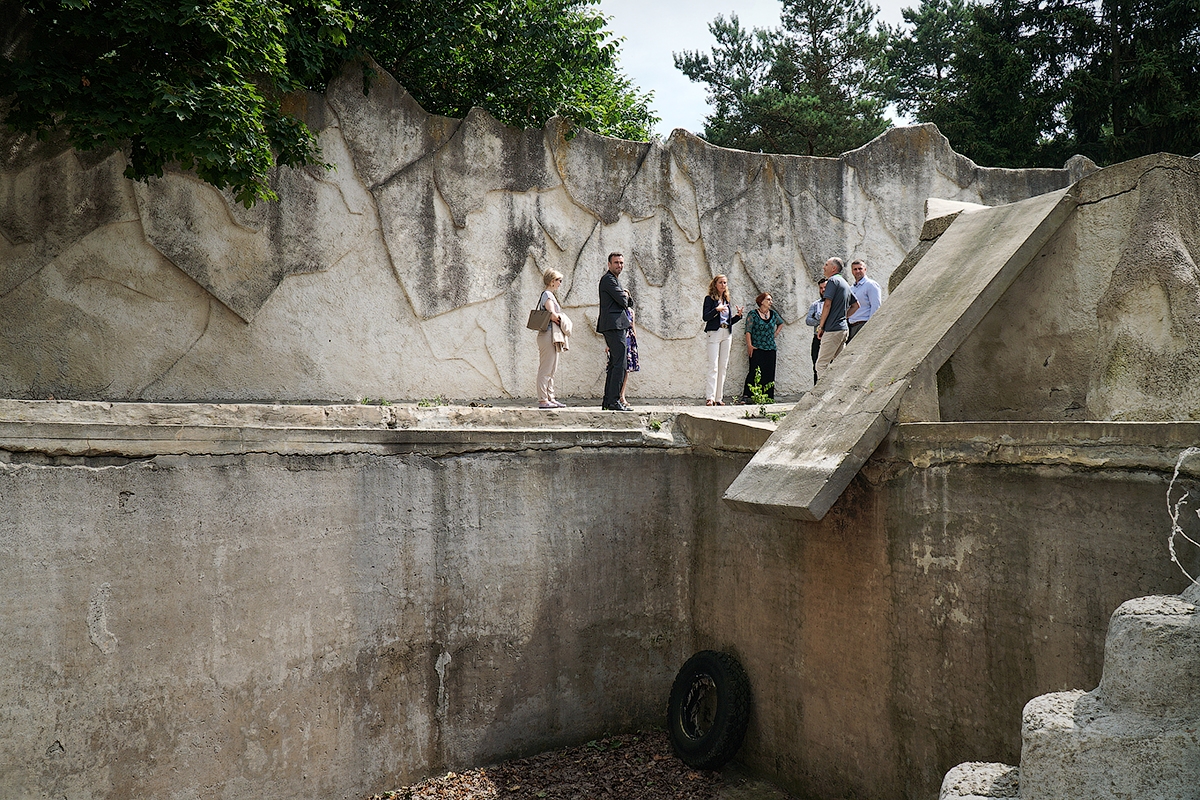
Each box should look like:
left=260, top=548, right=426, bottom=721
left=367, top=730, right=723, bottom=800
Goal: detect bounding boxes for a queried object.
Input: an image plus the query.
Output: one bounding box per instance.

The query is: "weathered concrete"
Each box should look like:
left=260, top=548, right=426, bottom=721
left=937, top=154, right=1200, bottom=422
left=940, top=586, right=1200, bottom=800
left=0, top=444, right=703, bottom=800
left=0, top=62, right=1083, bottom=403
left=724, top=189, right=1076, bottom=521
left=940, top=762, right=1019, bottom=800
left=2, top=403, right=1198, bottom=800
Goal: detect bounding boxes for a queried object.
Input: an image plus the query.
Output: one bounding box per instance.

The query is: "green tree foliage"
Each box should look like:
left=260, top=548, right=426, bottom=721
left=675, top=0, right=892, bottom=156
left=355, top=0, right=657, bottom=141
left=1066, top=0, right=1200, bottom=163
left=0, top=0, right=656, bottom=206
left=887, top=0, right=970, bottom=122
left=888, top=0, right=1200, bottom=167
left=0, top=0, right=357, bottom=206
left=899, top=0, right=1073, bottom=167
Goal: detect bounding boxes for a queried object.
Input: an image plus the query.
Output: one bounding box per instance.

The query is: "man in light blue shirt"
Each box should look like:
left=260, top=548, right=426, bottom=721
left=847, top=259, right=882, bottom=341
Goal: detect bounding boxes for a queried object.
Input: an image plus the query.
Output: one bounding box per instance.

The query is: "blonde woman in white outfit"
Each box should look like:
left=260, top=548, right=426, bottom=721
left=700, top=274, right=744, bottom=406
left=536, top=270, right=568, bottom=408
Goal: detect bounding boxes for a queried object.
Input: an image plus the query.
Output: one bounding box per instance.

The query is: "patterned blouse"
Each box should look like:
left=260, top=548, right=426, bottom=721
left=745, top=308, right=783, bottom=350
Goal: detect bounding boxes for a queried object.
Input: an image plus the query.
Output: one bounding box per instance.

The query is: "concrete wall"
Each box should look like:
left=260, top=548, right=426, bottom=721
left=0, top=62, right=1085, bottom=404
left=3, top=410, right=1197, bottom=800
left=694, top=435, right=1199, bottom=799
left=935, top=155, right=1200, bottom=422
left=0, top=446, right=699, bottom=800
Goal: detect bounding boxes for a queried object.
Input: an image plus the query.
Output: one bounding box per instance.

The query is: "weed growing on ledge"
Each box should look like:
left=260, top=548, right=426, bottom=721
left=360, top=397, right=392, bottom=406
left=417, top=396, right=447, bottom=408
left=649, top=418, right=663, bottom=432
left=741, top=368, right=783, bottom=421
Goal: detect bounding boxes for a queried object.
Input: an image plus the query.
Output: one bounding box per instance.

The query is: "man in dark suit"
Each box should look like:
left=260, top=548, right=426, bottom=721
left=597, top=252, right=632, bottom=411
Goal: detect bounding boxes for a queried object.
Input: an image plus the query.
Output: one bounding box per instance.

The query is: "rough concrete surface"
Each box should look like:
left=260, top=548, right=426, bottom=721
left=0, top=61, right=1082, bottom=404
left=1018, top=593, right=1200, bottom=800
left=726, top=154, right=1200, bottom=522
left=938, top=155, right=1200, bottom=422
left=941, top=588, right=1200, bottom=800
left=3, top=403, right=1197, bottom=800
left=939, top=762, right=1019, bottom=799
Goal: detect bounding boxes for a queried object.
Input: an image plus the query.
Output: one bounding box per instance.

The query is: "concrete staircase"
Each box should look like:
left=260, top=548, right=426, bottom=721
left=941, top=582, right=1200, bottom=800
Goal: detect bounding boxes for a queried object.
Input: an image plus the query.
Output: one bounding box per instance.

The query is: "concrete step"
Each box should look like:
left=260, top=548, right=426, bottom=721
left=939, top=762, right=1018, bottom=799
left=1019, top=689, right=1200, bottom=800
left=1099, top=593, right=1200, bottom=715
left=941, top=586, right=1200, bottom=800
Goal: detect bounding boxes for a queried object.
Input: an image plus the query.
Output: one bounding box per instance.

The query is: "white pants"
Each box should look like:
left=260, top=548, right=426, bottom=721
left=814, top=328, right=848, bottom=381
left=705, top=328, right=733, bottom=401
left=536, top=331, right=559, bottom=403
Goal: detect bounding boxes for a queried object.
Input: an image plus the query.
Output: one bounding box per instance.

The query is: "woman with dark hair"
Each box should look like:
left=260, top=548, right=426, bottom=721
left=701, top=274, right=743, bottom=406
left=740, top=291, right=783, bottom=402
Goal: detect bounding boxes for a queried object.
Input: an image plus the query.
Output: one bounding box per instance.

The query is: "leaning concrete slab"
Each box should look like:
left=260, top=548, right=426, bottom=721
left=724, top=188, right=1077, bottom=520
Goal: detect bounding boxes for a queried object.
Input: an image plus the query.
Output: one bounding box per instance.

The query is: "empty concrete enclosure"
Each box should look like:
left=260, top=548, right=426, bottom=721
left=2, top=64, right=1199, bottom=800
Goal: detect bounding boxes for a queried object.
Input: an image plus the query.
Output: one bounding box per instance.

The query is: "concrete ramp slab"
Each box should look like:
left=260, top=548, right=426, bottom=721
left=724, top=188, right=1077, bottom=520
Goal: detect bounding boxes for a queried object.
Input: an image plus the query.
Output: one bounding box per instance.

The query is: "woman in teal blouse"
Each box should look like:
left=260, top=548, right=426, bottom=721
left=741, top=292, right=784, bottom=401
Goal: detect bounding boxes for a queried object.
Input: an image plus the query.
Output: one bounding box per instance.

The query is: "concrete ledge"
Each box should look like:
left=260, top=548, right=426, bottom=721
left=0, top=399, right=782, bottom=457
left=674, top=412, right=777, bottom=453
left=884, top=421, right=1200, bottom=475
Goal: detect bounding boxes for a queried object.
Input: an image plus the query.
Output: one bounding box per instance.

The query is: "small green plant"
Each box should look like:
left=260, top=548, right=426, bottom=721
left=360, top=397, right=392, bottom=406
left=648, top=418, right=662, bottom=432
left=417, top=396, right=446, bottom=408
left=748, top=367, right=775, bottom=416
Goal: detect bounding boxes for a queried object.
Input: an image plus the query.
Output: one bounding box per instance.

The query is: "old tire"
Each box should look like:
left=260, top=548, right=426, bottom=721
left=667, top=650, right=751, bottom=770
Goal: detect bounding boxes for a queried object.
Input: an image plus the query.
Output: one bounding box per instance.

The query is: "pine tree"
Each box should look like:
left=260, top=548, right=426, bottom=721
left=676, top=0, right=892, bottom=156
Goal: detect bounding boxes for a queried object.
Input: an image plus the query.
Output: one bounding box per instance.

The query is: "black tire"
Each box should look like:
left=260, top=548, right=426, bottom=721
left=666, top=650, right=751, bottom=770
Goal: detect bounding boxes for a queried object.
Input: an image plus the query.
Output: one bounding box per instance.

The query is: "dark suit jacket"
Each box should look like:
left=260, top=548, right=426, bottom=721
left=702, top=295, right=743, bottom=332
left=597, top=270, right=631, bottom=332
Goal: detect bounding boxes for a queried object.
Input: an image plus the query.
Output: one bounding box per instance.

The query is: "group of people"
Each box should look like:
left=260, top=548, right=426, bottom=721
left=804, top=257, right=882, bottom=384
left=531, top=252, right=883, bottom=410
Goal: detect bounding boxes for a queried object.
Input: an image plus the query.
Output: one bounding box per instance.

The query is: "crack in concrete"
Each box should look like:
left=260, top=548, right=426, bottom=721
left=81, top=276, right=161, bottom=302
left=136, top=297, right=214, bottom=397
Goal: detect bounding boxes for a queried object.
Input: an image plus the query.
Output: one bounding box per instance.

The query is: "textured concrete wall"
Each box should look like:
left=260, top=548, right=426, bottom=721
left=0, top=62, right=1083, bottom=404
left=0, top=448, right=698, bottom=800
left=935, top=155, right=1200, bottom=421
left=691, top=429, right=1200, bottom=800
left=3, top=415, right=1198, bottom=800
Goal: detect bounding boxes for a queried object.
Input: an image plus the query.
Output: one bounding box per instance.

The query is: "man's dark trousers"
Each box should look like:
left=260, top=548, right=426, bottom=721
left=602, top=329, right=627, bottom=408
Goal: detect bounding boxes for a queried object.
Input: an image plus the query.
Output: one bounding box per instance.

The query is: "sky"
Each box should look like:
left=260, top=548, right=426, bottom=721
left=598, top=0, right=912, bottom=138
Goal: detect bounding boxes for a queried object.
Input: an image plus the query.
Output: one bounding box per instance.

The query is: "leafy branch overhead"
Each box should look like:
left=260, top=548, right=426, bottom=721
left=0, top=0, right=358, bottom=207
left=0, top=0, right=656, bottom=206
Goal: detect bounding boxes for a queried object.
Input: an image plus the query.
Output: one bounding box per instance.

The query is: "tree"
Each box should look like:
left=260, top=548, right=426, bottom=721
left=676, top=0, right=892, bottom=156
left=942, top=0, right=1069, bottom=166
left=0, top=0, right=357, bottom=206
left=356, top=0, right=658, bottom=141
left=1066, top=0, right=1200, bottom=163
left=0, top=0, right=657, bottom=206
left=888, top=0, right=1200, bottom=167
left=887, top=0, right=971, bottom=122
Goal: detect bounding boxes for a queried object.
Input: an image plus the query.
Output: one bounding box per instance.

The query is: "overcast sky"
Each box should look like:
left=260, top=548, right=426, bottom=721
left=598, top=0, right=912, bottom=138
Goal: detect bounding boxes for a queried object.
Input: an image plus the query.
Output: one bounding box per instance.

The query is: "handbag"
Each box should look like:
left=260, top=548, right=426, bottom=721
left=526, top=294, right=552, bottom=331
